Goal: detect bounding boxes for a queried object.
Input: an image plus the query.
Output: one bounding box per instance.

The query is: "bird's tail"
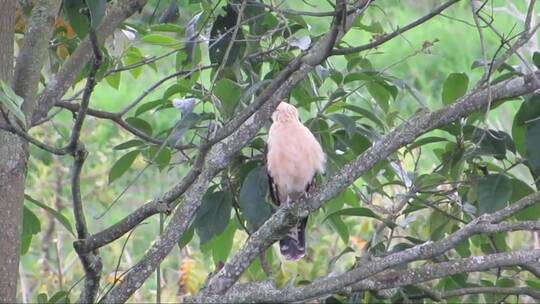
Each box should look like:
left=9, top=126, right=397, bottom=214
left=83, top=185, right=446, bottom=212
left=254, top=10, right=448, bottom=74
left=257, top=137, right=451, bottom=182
left=279, top=217, right=308, bottom=261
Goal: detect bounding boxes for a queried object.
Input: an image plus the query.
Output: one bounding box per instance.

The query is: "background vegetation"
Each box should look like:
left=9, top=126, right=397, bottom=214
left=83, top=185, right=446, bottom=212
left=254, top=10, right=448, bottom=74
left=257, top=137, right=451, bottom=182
left=2, top=0, right=540, bottom=303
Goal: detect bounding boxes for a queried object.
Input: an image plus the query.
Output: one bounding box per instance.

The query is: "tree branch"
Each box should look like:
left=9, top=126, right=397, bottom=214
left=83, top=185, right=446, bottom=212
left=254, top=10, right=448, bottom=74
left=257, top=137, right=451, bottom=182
left=54, top=102, right=195, bottom=151
left=118, top=64, right=216, bottom=116
left=0, top=122, right=67, bottom=155
left=99, top=1, right=373, bottom=302
left=193, top=213, right=540, bottom=302
left=70, top=29, right=103, bottom=304
left=331, top=0, right=459, bottom=56
left=12, top=0, right=61, bottom=119
left=351, top=249, right=540, bottom=292
left=73, top=201, right=171, bottom=253
left=413, top=286, right=540, bottom=301
left=198, top=72, right=540, bottom=299
left=31, top=0, right=147, bottom=125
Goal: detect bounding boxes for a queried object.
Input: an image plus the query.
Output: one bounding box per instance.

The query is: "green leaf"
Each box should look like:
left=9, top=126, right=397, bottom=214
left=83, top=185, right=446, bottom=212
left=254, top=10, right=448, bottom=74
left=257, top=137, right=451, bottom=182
left=327, top=103, right=385, bottom=129
left=135, top=99, right=167, bottom=117
left=175, top=50, right=188, bottom=70
left=527, top=279, right=540, bottom=291
left=21, top=205, right=41, bottom=255
left=510, top=178, right=540, bottom=221
left=20, top=235, right=32, bottom=256
left=514, top=93, right=540, bottom=157
left=468, top=128, right=510, bottom=160
left=328, top=215, right=349, bottom=244
left=178, top=226, right=195, bottom=249
left=442, top=73, right=469, bottom=105
left=105, top=72, right=121, bottom=90
left=415, top=173, right=447, bottom=189
left=343, top=71, right=371, bottom=83
left=354, top=20, right=384, bottom=33
left=25, top=195, right=74, bottom=237
left=367, top=82, right=390, bottom=112
left=454, top=239, right=471, bottom=258
left=328, top=114, right=357, bottom=137
left=30, top=145, right=53, bottom=165
left=429, top=211, right=450, bottom=241
left=37, top=293, right=48, bottom=304
left=476, top=174, right=512, bottom=214
left=108, top=150, right=140, bottom=184
left=142, top=34, right=181, bottom=46
left=214, top=79, right=242, bottom=115
left=533, top=52, right=540, bottom=70
left=525, top=121, right=540, bottom=174
left=0, top=80, right=23, bottom=106
left=22, top=205, right=41, bottom=235
left=48, top=290, right=70, bottom=303
left=125, top=117, right=153, bottom=136
left=194, top=190, right=232, bottom=244
left=86, top=0, right=106, bottom=29
left=150, top=23, right=184, bottom=33
left=147, top=146, right=171, bottom=171
left=163, top=81, right=191, bottom=99
left=0, top=80, right=26, bottom=128
left=408, top=136, right=449, bottom=151
left=325, top=208, right=396, bottom=228
left=64, top=0, right=89, bottom=38
left=497, top=277, right=516, bottom=288
left=515, top=93, right=540, bottom=126
left=207, top=219, right=236, bottom=264
left=113, top=139, right=145, bottom=150
left=123, top=47, right=144, bottom=78
left=239, top=166, right=272, bottom=229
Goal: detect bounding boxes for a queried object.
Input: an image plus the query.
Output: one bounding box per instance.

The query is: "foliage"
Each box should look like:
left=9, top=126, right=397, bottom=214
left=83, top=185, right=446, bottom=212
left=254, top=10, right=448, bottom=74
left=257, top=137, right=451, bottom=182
left=7, top=0, right=540, bottom=303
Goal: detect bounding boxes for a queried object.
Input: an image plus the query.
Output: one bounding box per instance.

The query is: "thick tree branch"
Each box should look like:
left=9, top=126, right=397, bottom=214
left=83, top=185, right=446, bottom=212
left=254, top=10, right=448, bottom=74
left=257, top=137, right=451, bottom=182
left=99, top=1, right=372, bottom=302
left=350, top=250, right=540, bottom=292
left=73, top=201, right=171, bottom=253
left=198, top=71, right=540, bottom=298
left=201, top=249, right=540, bottom=303
left=0, top=122, right=67, bottom=155
left=13, top=0, right=61, bottom=119
left=412, top=286, right=540, bottom=301
left=0, top=1, right=19, bottom=302
left=193, top=212, right=540, bottom=302
left=54, top=101, right=195, bottom=150
left=31, top=0, right=147, bottom=124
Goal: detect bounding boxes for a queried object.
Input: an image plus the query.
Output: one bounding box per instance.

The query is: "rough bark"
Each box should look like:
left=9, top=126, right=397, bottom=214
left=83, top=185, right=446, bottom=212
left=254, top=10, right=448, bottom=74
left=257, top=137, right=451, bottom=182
left=0, top=0, right=21, bottom=302
left=31, top=0, right=147, bottom=124
left=13, top=0, right=61, bottom=117
left=0, top=1, right=60, bottom=301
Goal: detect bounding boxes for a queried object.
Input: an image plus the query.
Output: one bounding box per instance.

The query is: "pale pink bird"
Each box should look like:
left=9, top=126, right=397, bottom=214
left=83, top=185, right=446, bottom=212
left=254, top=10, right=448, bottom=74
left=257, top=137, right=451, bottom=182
left=265, top=102, right=326, bottom=260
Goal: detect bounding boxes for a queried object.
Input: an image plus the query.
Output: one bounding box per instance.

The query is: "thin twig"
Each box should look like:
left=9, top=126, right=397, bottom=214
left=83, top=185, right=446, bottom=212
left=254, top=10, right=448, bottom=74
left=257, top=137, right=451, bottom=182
left=71, top=29, right=104, bottom=304
left=119, top=65, right=216, bottom=116
left=332, top=0, right=459, bottom=56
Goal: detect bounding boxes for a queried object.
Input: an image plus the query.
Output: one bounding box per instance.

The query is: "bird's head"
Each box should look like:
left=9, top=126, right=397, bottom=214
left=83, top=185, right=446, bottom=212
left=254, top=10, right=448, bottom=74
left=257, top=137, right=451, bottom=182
left=271, top=102, right=299, bottom=123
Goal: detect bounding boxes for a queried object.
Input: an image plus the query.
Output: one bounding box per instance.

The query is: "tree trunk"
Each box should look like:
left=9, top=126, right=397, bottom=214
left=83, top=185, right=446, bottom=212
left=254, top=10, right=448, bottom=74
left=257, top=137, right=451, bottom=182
left=0, top=0, right=25, bottom=302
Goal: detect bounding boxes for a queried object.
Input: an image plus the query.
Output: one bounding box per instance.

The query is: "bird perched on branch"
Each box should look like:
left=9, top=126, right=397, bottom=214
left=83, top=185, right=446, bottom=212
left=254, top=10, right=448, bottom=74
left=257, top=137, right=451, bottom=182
left=265, top=102, right=326, bottom=260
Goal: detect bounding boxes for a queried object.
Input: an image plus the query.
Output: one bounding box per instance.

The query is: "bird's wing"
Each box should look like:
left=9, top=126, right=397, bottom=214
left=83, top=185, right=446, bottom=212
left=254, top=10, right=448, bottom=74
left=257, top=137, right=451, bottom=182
left=264, top=144, right=281, bottom=206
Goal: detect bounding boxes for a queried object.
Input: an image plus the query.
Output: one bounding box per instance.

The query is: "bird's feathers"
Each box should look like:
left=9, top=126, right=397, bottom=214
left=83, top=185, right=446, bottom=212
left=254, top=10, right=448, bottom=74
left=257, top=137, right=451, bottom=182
left=279, top=217, right=308, bottom=260
left=265, top=102, right=325, bottom=260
